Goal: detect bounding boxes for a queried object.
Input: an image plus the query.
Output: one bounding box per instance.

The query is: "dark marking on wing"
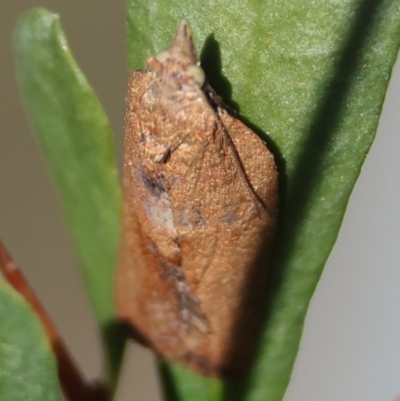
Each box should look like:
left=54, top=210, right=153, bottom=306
left=148, top=240, right=210, bottom=333
left=139, top=165, right=166, bottom=197
left=177, top=204, right=207, bottom=227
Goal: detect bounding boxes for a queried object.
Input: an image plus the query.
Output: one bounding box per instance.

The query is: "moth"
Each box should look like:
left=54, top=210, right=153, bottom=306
left=116, top=23, right=279, bottom=377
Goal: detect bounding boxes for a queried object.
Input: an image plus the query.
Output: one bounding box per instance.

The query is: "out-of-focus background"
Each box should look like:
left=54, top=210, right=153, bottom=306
left=1, top=2, right=399, bottom=401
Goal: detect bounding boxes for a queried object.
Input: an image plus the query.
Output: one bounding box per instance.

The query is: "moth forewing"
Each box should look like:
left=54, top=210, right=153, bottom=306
left=116, top=23, right=279, bottom=377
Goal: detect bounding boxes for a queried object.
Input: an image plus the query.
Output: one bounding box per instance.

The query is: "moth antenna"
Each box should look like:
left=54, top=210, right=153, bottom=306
left=0, top=240, right=109, bottom=401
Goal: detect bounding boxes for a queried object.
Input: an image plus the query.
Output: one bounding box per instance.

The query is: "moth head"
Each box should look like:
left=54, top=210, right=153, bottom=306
left=149, top=22, right=206, bottom=92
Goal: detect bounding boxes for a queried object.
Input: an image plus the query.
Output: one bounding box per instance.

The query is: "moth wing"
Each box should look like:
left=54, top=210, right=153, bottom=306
left=161, top=110, right=278, bottom=374
left=117, top=69, right=279, bottom=377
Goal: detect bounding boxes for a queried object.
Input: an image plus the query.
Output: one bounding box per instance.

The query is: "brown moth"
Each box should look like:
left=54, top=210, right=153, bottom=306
left=116, top=23, right=279, bottom=377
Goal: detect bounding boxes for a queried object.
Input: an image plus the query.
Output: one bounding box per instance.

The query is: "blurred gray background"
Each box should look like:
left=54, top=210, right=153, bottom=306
left=1, top=2, right=399, bottom=401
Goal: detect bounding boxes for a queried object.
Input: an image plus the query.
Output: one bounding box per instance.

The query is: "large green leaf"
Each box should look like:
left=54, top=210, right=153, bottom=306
left=0, top=281, right=61, bottom=401
left=127, top=1, right=400, bottom=401
left=13, top=9, right=123, bottom=380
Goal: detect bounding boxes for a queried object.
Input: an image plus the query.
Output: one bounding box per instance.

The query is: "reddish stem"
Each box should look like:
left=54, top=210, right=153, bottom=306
left=0, top=240, right=109, bottom=401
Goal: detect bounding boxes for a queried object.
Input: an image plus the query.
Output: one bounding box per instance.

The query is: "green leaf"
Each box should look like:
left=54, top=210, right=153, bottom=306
left=13, top=9, right=123, bottom=380
left=127, top=1, right=400, bottom=401
left=160, top=362, right=225, bottom=401
left=0, top=280, right=61, bottom=401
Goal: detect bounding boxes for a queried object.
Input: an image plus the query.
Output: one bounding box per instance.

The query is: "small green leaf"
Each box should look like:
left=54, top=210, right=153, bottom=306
left=127, top=1, right=400, bottom=401
left=0, top=281, right=61, bottom=401
left=13, top=8, right=123, bottom=379
left=159, top=362, right=219, bottom=401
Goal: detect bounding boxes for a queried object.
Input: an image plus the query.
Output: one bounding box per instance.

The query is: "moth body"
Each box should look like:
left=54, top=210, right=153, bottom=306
left=117, top=23, right=279, bottom=377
